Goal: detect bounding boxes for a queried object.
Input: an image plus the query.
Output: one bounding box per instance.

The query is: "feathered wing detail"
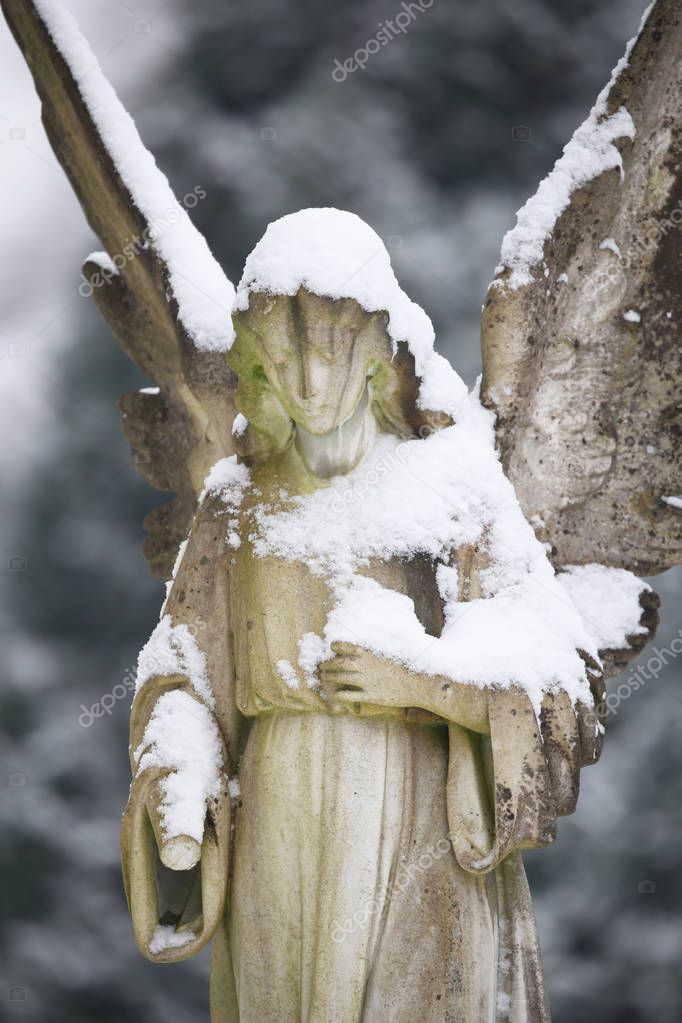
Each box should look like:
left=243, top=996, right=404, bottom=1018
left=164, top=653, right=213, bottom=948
left=481, top=0, right=682, bottom=578
left=2, top=0, right=237, bottom=577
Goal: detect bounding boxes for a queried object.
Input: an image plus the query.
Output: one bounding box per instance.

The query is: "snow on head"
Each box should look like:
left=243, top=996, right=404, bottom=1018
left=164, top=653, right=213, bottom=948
left=33, top=0, right=235, bottom=352
left=235, top=208, right=464, bottom=413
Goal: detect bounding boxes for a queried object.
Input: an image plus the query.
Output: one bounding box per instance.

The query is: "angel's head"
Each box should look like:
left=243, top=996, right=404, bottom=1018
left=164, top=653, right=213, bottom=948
left=228, top=208, right=454, bottom=465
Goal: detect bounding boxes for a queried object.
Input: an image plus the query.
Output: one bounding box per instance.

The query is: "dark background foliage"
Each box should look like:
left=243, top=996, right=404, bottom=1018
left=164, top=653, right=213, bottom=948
left=0, top=0, right=680, bottom=1020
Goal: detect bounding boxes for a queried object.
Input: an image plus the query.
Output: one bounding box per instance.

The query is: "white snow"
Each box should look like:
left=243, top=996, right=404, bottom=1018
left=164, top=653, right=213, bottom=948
left=139, top=386, right=160, bottom=395
left=86, top=249, right=118, bottom=275
left=599, top=237, right=622, bottom=257
left=557, top=565, right=648, bottom=650
left=493, top=4, right=654, bottom=290
left=245, top=370, right=652, bottom=712
left=200, top=455, right=250, bottom=505
left=135, top=688, right=223, bottom=843
left=231, top=412, right=249, bottom=437
left=235, top=208, right=462, bottom=412
left=148, top=925, right=195, bottom=955
left=33, top=0, right=235, bottom=351
left=298, top=632, right=328, bottom=689
left=135, top=614, right=215, bottom=709
left=249, top=383, right=609, bottom=712
left=662, top=495, right=682, bottom=510
left=277, top=659, right=300, bottom=690
left=623, top=309, right=641, bottom=323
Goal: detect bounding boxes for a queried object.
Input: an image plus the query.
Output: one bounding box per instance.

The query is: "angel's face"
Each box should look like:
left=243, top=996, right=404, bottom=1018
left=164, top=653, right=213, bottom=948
left=259, top=329, right=372, bottom=435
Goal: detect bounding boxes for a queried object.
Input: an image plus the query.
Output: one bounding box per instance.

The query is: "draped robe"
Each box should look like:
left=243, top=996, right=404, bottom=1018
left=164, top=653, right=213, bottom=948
left=122, top=448, right=591, bottom=1022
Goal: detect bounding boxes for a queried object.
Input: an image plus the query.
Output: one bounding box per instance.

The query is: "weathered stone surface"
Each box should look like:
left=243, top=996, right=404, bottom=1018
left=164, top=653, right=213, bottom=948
left=481, top=0, right=682, bottom=576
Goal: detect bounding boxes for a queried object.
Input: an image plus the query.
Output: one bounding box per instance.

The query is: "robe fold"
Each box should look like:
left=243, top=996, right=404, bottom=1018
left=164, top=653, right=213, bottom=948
left=121, top=489, right=584, bottom=1022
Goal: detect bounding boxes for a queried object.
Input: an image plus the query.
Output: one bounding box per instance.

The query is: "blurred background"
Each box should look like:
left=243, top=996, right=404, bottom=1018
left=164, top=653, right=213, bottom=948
left=0, top=0, right=680, bottom=1020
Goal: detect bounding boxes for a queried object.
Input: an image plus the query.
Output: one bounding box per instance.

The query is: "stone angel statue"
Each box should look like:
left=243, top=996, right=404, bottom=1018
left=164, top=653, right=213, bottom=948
left=3, top=0, right=679, bottom=1020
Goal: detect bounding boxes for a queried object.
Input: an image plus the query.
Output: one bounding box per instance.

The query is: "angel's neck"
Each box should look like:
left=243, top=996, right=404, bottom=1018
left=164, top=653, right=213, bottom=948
left=294, top=388, right=376, bottom=479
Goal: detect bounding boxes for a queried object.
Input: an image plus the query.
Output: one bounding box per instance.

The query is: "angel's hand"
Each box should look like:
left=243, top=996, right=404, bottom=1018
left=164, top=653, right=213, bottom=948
left=318, top=642, right=418, bottom=710
left=539, top=689, right=583, bottom=816
left=145, top=776, right=202, bottom=871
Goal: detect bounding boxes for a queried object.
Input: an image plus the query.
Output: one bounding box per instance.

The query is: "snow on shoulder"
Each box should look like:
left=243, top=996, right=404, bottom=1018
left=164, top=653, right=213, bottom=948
left=235, top=208, right=465, bottom=413
left=33, top=0, right=234, bottom=352
left=248, top=379, right=642, bottom=714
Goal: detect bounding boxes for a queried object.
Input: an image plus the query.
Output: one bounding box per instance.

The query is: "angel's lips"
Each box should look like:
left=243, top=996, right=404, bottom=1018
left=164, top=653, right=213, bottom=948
left=293, top=386, right=376, bottom=478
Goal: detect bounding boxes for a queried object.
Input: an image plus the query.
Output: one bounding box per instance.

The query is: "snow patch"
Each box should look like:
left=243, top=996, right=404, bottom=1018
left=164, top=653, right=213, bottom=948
left=557, top=564, right=648, bottom=650
left=34, top=0, right=235, bottom=351
left=235, top=208, right=465, bottom=412
left=277, top=659, right=300, bottom=690
left=148, top=925, right=195, bottom=955
left=200, top=455, right=250, bottom=506
left=249, top=385, right=611, bottom=712
left=231, top=412, right=249, bottom=437
left=492, top=4, right=655, bottom=290
left=134, top=688, right=223, bottom=843
left=599, top=237, right=622, bottom=257
left=135, top=614, right=214, bottom=709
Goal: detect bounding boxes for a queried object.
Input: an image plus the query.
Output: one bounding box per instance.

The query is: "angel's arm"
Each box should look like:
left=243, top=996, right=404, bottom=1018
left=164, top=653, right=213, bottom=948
left=319, top=639, right=490, bottom=733
left=121, top=484, right=244, bottom=963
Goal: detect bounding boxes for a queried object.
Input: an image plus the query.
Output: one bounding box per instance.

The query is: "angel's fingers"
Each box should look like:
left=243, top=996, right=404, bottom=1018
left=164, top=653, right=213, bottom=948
left=576, top=699, right=603, bottom=766
left=330, top=641, right=362, bottom=658
left=540, top=689, right=581, bottom=816
left=318, top=658, right=361, bottom=675
left=319, top=672, right=364, bottom=691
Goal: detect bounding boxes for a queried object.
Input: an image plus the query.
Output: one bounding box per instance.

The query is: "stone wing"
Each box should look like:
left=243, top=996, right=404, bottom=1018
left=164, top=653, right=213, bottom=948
left=480, top=0, right=681, bottom=579
left=1, top=0, right=237, bottom=577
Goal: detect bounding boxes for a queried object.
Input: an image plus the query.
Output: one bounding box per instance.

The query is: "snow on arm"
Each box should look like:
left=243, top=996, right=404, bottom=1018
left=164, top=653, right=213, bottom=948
left=249, top=384, right=617, bottom=714
left=557, top=565, right=650, bottom=650
left=33, top=0, right=235, bottom=351
left=135, top=614, right=215, bottom=710
left=134, top=689, right=223, bottom=844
